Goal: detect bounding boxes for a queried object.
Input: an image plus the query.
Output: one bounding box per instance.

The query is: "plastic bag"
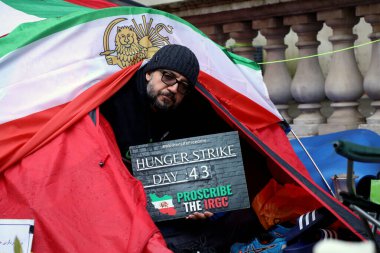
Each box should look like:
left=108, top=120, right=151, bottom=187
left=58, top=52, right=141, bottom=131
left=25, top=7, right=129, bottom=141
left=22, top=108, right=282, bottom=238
left=252, top=178, right=321, bottom=229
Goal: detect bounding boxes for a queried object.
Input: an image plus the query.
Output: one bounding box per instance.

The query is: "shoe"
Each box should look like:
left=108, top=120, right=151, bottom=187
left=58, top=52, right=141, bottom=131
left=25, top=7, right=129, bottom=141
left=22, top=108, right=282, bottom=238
left=230, top=237, right=286, bottom=253
left=283, top=228, right=338, bottom=253
left=284, top=208, right=335, bottom=243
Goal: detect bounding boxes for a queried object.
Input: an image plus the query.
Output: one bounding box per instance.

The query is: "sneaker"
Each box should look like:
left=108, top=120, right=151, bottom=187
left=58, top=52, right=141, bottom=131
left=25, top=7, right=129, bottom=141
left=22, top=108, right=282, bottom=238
left=283, top=228, right=338, bottom=253
left=284, top=208, right=335, bottom=243
left=230, top=237, right=286, bottom=253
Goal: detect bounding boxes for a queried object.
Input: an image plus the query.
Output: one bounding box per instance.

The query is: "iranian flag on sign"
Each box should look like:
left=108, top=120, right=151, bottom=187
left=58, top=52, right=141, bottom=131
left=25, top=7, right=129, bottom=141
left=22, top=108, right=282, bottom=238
left=150, top=194, right=177, bottom=216
left=0, top=1, right=281, bottom=172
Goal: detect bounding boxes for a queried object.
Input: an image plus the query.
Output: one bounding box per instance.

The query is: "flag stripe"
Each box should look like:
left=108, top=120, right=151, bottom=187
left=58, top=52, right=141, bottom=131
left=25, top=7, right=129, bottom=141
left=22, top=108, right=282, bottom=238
left=1, top=0, right=90, bottom=18
left=65, top=0, right=118, bottom=9
left=0, top=0, right=117, bottom=37
left=0, top=7, right=198, bottom=57
left=150, top=194, right=172, bottom=202
left=0, top=103, right=64, bottom=165
left=0, top=63, right=141, bottom=173
left=0, top=1, right=45, bottom=37
left=198, top=72, right=281, bottom=129
left=152, top=200, right=174, bottom=209
left=227, top=50, right=261, bottom=71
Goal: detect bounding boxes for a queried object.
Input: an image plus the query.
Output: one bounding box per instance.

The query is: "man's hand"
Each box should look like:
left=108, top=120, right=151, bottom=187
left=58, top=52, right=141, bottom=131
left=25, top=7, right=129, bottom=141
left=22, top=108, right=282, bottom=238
left=185, top=211, right=214, bottom=220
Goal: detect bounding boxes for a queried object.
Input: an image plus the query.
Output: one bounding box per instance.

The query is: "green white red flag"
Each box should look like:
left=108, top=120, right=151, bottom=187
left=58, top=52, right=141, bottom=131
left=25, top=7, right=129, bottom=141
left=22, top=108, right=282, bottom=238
left=0, top=1, right=281, bottom=172
left=149, top=194, right=177, bottom=216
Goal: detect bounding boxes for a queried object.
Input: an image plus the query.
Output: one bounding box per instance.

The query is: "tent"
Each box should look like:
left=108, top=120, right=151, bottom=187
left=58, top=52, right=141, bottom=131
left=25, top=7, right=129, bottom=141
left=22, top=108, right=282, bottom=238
left=0, top=0, right=374, bottom=251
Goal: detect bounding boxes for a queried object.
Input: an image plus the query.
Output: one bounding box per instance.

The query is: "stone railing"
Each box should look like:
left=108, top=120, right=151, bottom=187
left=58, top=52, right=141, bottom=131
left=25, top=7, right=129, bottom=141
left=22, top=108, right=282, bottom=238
left=140, top=0, right=380, bottom=137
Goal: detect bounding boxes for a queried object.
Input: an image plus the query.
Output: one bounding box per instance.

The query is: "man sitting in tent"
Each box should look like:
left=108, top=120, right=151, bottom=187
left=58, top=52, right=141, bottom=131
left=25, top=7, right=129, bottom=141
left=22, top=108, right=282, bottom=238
left=101, top=44, right=262, bottom=252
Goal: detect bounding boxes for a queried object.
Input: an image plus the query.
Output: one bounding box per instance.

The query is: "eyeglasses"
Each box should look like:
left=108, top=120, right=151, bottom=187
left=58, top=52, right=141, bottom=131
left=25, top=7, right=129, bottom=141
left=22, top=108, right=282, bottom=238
left=160, top=70, right=191, bottom=95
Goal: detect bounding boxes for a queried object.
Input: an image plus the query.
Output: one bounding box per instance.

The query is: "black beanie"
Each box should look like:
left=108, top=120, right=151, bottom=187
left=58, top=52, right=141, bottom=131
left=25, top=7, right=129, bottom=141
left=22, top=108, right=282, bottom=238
left=144, top=44, right=200, bottom=86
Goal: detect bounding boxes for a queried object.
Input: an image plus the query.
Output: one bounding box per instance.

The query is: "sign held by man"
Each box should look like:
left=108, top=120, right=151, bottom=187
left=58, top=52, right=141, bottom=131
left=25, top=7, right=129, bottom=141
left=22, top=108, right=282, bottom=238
left=130, top=131, right=250, bottom=222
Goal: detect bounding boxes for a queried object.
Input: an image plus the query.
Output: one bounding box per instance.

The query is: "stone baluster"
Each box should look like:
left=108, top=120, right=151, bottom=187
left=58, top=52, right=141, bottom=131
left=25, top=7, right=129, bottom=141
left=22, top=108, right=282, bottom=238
left=284, top=14, right=325, bottom=136
left=199, top=24, right=229, bottom=46
left=317, top=8, right=364, bottom=134
left=357, top=4, right=380, bottom=134
left=252, top=18, right=292, bottom=123
left=222, top=21, right=258, bottom=60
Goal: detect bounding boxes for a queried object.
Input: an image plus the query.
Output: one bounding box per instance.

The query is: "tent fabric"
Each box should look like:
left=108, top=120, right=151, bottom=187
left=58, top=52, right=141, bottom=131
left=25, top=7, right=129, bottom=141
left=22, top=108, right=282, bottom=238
left=196, top=83, right=369, bottom=240
left=0, top=63, right=141, bottom=173
left=1, top=109, right=171, bottom=253
left=198, top=72, right=281, bottom=131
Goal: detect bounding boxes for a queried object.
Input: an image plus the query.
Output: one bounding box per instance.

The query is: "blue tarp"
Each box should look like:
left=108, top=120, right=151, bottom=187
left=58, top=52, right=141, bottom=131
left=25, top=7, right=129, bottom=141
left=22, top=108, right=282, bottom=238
left=291, top=129, right=380, bottom=194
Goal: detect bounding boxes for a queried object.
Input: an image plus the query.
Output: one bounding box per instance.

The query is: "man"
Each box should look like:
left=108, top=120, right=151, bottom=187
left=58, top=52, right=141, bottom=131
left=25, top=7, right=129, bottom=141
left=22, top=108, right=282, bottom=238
left=101, top=44, right=261, bottom=253
left=102, top=43, right=216, bottom=216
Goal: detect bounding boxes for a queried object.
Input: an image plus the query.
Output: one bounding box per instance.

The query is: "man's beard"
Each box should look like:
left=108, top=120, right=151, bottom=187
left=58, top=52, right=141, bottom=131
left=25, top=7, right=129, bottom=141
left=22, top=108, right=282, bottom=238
left=147, top=81, right=177, bottom=111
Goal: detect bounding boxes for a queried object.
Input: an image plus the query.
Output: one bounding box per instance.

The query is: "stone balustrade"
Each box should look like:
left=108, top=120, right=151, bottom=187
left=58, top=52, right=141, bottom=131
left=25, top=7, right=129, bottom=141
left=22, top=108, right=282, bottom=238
left=284, top=14, right=325, bottom=136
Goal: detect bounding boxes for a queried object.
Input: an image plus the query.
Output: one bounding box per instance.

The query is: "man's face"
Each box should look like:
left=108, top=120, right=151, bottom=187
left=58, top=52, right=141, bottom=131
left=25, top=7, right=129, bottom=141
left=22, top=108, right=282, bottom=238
left=146, top=69, right=190, bottom=111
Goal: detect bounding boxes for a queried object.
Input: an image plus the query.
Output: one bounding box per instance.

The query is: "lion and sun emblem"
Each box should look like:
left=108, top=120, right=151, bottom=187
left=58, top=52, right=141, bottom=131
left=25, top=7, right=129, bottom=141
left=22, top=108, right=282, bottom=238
left=100, top=15, right=173, bottom=68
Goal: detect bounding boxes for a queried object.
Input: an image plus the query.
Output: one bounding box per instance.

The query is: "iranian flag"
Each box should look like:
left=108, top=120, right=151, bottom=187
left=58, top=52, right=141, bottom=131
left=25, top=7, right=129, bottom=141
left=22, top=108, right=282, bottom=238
left=0, top=2, right=281, bottom=173
left=150, top=194, right=177, bottom=216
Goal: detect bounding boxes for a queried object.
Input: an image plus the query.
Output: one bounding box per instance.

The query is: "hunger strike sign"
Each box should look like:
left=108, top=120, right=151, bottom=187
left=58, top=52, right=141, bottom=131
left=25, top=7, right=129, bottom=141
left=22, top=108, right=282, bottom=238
left=130, top=131, right=250, bottom=222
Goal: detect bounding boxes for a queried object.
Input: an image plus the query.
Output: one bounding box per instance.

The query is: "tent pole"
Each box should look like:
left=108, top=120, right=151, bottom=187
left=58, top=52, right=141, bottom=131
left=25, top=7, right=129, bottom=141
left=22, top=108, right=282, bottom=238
left=290, top=129, right=336, bottom=197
